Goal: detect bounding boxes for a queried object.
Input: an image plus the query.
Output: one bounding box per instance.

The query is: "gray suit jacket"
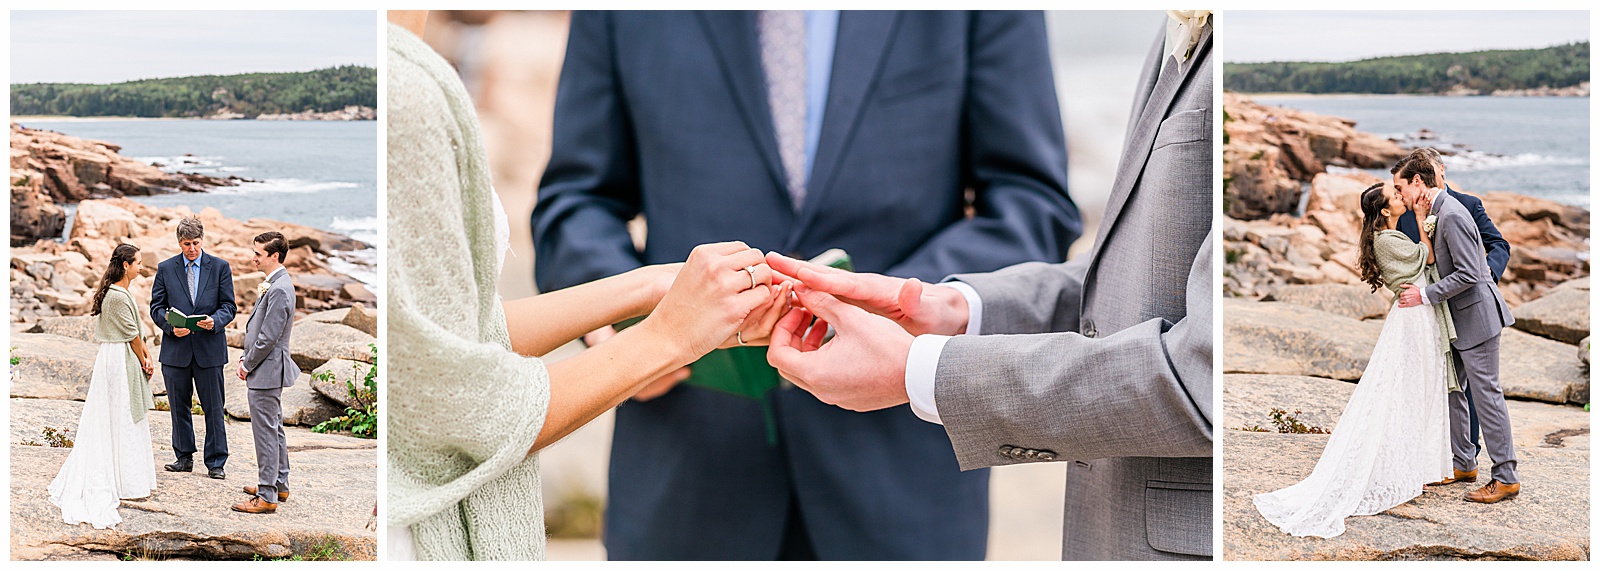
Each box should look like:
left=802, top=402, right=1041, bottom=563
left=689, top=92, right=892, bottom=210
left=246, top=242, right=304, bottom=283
left=935, top=24, right=1213, bottom=560
left=1422, top=191, right=1513, bottom=349
left=242, top=268, right=299, bottom=389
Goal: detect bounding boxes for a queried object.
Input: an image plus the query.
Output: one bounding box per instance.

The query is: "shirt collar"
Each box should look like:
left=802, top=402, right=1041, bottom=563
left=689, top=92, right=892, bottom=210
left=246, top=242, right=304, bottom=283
left=185, top=253, right=202, bottom=268
left=267, top=266, right=287, bottom=282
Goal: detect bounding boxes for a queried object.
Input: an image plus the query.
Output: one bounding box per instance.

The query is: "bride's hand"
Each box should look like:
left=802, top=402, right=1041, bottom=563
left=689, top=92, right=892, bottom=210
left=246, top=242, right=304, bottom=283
left=719, top=280, right=794, bottom=348
left=140, top=360, right=154, bottom=377
left=635, top=242, right=774, bottom=362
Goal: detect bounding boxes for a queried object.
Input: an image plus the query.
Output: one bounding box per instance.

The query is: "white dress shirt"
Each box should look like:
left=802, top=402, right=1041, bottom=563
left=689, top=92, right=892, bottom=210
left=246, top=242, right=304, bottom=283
left=904, top=282, right=984, bottom=425
left=1418, top=187, right=1444, bottom=306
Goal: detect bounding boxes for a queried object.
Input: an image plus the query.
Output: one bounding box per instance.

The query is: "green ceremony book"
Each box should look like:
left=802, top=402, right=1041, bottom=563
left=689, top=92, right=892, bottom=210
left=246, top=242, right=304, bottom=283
left=165, top=308, right=206, bottom=329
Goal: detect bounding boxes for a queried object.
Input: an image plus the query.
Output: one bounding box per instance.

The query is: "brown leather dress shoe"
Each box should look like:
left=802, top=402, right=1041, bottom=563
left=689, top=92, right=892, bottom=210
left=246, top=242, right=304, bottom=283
left=1464, top=480, right=1520, bottom=503
left=231, top=496, right=278, bottom=514
left=243, top=485, right=289, bottom=502
left=1429, top=468, right=1478, bottom=486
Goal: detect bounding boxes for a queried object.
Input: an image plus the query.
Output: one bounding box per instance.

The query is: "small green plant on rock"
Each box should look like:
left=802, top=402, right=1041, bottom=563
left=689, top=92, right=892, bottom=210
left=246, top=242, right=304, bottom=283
left=313, top=343, right=378, bottom=439
left=153, top=398, right=171, bottom=412
left=42, top=426, right=75, bottom=448
left=1266, top=408, right=1329, bottom=434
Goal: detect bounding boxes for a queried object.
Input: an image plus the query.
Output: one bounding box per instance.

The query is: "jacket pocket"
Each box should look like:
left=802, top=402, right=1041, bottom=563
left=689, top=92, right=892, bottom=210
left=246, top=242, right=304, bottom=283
left=1151, top=108, right=1210, bottom=152
left=1145, top=480, right=1212, bottom=557
left=874, top=54, right=963, bottom=105
left=1450, top=286, right=1484, bottom=309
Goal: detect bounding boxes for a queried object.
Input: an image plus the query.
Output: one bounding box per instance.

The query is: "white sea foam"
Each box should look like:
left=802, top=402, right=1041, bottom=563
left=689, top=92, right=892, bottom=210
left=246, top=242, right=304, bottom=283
left=1442, top=151, right=1586, bottom=172
left=331, top=216, right=379, bottom=244
left=215, top=179, right=363, bottom=195
left=328, top=249, right=378, bottom=287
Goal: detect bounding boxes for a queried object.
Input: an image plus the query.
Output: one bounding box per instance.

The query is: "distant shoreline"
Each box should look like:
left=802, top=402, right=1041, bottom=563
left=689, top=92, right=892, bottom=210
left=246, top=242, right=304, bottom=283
left=12, top=115, right=376, bottom=122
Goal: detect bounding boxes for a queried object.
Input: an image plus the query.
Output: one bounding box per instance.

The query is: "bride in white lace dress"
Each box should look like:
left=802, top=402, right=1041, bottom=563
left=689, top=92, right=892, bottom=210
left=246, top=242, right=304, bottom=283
left=1253, top=182, right=1455, bottom=538
left=48, top=243, right=159, bottom=529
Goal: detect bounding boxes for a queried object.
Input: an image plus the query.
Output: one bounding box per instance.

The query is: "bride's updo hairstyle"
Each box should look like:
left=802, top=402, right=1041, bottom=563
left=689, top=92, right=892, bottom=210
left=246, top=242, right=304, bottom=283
left=1356, top=182, right=1389, bottom=293
left=91, top=243, right=142, bottom=316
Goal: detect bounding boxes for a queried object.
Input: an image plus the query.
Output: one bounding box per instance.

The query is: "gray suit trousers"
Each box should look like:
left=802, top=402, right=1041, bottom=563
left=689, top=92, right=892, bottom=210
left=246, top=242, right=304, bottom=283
left=1449, top=335, right=1518, bottom=483
left=249, top=387, right=290, bottom=501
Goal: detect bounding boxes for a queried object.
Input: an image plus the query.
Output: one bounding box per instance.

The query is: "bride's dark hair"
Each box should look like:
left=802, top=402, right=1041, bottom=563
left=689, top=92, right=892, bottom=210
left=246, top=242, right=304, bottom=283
left=91, top=244, right=142, bottom=316
left=1356, top=182, right=1389, bottom=293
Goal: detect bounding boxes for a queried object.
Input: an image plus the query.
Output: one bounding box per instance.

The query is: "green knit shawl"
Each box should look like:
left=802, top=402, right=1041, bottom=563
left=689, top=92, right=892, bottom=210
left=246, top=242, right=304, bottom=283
left=93, top=285, right=153, bottom=423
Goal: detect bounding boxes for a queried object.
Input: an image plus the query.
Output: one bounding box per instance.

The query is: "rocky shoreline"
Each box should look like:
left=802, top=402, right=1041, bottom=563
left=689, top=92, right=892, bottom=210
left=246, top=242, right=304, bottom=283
left=254, top=105, right=377, bottom=121
left=1222, top=95, right=1589, bottom=561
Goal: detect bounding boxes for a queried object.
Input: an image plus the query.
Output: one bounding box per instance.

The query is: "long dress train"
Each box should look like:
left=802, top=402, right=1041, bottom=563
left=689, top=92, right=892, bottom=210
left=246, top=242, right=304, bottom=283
left=1252, top=231, right=1454, bottom=538
left=47, top=285, right=158, bottom=529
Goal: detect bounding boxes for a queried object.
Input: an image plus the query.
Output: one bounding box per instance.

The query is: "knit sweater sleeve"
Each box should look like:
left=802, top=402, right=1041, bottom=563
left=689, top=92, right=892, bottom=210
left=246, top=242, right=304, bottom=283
left=385, top=24, right=550, bottom=535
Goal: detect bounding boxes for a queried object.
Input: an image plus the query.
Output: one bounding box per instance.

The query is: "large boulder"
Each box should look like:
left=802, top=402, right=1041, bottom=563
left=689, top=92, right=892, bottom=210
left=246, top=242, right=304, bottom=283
left=1263, top=283, right=1392, bottom=321
left=1223, top=300, right=1381, bottom=380
left=288, top=321, right=375, bottom=372
left=10, top=333, right=100, bottom=400
left=1511, top=278, right=1589, bottom=345
left=1499, top=328, right=1590, bottom=405
left=223, top=372, right=343, bottom=427
left=9, top=397, right=376, bottom=560
left=310, top=359, right=374, bottom=409
left=26, top=315, right=98, bottom=342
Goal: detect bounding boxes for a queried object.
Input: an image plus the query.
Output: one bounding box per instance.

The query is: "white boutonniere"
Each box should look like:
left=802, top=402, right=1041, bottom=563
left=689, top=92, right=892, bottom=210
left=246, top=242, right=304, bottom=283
left=1165, top=10, right=1211, bottom=63
left=256, top=282, right=270, bottom=299
left=1423, top=215, right=1438, bottom=237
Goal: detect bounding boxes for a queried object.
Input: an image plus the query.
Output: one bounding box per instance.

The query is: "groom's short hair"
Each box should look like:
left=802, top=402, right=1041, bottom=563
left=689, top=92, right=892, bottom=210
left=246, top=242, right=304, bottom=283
left=1395, top=155, right=1439, bottom=188
left=1391, top=148, right=1445, bottom=176
left=253, top=231, right=288, bottom=263
left=176, top=217, right=205, bottom=241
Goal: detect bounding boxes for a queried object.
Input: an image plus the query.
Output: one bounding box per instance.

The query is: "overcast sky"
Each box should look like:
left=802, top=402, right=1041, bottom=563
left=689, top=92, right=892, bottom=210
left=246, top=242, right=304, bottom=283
left=11, top=11, right=377, bottom=84
left=1224, top=11, right=1589, bottom=63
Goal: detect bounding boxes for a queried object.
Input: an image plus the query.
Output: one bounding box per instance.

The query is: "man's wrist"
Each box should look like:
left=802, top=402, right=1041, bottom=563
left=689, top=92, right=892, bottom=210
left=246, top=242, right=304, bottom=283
left=937, top=282, right=981, bottom=336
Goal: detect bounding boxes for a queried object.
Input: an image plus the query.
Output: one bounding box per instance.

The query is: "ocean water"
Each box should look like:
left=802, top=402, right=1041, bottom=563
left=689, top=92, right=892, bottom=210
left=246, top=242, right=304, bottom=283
left=24, top=119, right=378, bottom=242
left=24, top=119, right=377, bottom=283
left=1252, top=95, right=1590, bottom=208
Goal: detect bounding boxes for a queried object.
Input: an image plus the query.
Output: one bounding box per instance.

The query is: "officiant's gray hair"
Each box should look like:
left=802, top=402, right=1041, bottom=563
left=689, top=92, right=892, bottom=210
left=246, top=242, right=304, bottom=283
left=1391, top=147, right=1445, bottom=177
left=176, top=217, right=205, bottom=241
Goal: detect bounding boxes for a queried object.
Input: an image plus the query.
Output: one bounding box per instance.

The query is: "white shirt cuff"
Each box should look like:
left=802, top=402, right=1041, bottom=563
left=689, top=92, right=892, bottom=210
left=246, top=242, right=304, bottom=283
left=1420, top=287, right=1431, bottom=305
left=940, top=282, right=983, bottom=336
left=905, top=334, right=952, bottom=425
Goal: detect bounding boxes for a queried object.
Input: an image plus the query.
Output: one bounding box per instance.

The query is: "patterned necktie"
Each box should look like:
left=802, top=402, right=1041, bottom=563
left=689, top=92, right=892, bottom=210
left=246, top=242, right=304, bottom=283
left=187, top=259, right=199, bottom=307
left=758, top=10, right=808, bottom=210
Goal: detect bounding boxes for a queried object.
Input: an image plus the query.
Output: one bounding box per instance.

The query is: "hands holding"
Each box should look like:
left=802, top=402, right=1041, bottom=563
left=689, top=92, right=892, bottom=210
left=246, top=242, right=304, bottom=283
left=613, top=242, right=796, bottom=400
left=172, top=327, right=191, bottom=338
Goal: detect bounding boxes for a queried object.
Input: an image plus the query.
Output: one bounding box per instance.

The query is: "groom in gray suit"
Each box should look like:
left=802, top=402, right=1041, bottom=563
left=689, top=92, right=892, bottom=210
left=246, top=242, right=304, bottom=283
left=767, top=14, right=1213, bottom=560
left=232, top=231, right=300, bottom=514
left=1394, top=156, right=1520, bottom=503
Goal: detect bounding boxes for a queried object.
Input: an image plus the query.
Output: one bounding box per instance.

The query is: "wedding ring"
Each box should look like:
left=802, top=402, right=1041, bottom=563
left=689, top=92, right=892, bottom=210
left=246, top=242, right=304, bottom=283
left=743, top=265, right=757, bottom=290
left=736, top=331, right=746, bottom=346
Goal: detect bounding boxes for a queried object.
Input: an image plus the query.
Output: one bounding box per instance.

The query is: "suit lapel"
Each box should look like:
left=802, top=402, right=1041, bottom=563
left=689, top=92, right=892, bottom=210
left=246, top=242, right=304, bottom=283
left=1088, top=25, right=1211, bottom=258
left=791, top=11, right=899, bottom=238
left=698, top=11, right=791, bottom=205
left=1123, top=30, right=1165, bottom=141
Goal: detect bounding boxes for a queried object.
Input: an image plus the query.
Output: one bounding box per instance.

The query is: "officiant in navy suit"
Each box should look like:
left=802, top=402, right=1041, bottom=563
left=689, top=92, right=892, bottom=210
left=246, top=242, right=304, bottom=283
left=533, top=10, right=1079, bottom=559
left=149, top=216, right=237, bottom=479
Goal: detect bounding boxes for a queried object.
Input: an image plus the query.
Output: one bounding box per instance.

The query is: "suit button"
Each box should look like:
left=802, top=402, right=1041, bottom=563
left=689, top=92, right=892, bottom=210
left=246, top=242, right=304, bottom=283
left=1025, top=449, right=1041, bottom=459
left=1038, top=451, right=1057, bottom=461
left=999, top=445, right=1015, bottom=457
left=1082, top=321, right=1097, bottom=338
left=1011, top=448, right=1029, bottom=459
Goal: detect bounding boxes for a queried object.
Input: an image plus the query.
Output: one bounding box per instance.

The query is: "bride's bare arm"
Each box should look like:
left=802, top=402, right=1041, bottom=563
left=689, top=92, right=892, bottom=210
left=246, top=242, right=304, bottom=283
left=502, top=264, right=676, bottom=357
left=527, top=243, right=772, bottom=453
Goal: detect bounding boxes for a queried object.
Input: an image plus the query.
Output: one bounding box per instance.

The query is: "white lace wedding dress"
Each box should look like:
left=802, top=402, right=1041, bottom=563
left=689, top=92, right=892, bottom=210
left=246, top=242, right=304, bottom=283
left=47, top=328, right=158, bottom=529
left=1252, top=276, right=1453, bottom=538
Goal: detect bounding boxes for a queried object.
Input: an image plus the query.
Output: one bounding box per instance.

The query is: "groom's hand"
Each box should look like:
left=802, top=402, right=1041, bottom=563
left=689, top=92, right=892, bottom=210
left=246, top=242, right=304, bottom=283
left=764, top=252, right=969, bottom=336
left=767, top=287, right=912, bottom=412
left=1398, top=283, right=1424, bottom=307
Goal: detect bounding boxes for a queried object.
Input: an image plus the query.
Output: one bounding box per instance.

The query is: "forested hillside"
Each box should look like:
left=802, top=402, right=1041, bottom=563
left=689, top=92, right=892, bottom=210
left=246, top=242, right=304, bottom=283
left=1225, top=43, right=1588, bottom=94
left=11, top=65, right=376, bottom=117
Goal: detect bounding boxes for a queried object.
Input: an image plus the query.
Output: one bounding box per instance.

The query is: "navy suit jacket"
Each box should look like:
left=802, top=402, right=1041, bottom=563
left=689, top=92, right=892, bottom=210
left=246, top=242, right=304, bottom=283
left=150, top=251, right=236, bottom=369
left=532, top=11, right=1079, bottom=559
left=1398, top=186, right=1509, bottom=282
